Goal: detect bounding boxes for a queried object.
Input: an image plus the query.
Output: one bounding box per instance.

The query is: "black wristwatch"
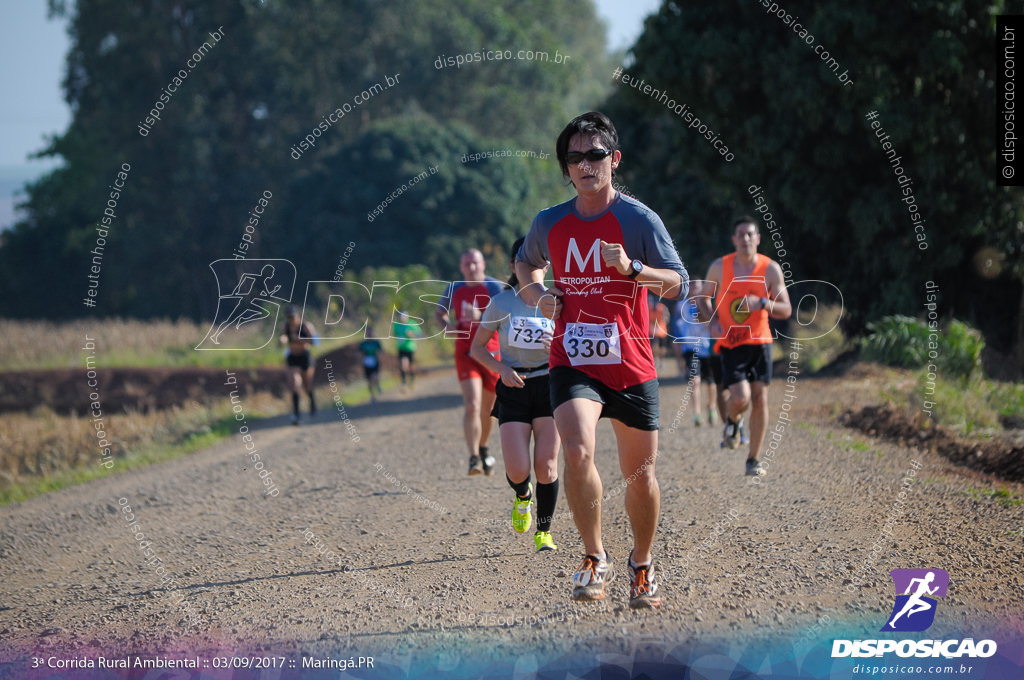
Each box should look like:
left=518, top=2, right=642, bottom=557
left=627, top=259, right=643, bottom=278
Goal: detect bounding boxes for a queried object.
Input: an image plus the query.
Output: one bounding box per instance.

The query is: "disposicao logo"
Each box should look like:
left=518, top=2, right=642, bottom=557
left=831, top=568, right=998, bottom=659
left=882, top=568, right=949, bottom=632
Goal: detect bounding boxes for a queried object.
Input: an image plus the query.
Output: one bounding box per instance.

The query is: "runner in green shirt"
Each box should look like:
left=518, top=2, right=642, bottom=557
left=392, top=311, right=423, bottom=389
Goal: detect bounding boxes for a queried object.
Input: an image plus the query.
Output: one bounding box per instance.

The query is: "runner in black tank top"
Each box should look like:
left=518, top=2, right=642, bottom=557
left=279, top=306, right=318, bottom=425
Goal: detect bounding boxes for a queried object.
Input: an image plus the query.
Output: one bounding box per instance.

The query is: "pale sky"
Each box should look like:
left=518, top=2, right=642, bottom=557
left=0, top=0, right=659, bottom=168
left=596, top=0, right=661, bottom=52
left=0, top=0, right=70, bottom=169
left=0, top=0, right=658, bottom=227
left=0, top=0, right=660, bottom=201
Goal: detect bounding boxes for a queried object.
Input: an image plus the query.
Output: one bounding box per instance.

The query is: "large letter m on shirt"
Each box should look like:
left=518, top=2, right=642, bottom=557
left=565, top=237, right=602, bottom=274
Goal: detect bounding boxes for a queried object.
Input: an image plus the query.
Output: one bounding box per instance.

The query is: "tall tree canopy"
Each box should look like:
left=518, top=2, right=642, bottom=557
left=604, top=0, right=1023, bottom=356
left=0, top=0, right=610, bottom=319
left=278, top=115, right=558, bottom=279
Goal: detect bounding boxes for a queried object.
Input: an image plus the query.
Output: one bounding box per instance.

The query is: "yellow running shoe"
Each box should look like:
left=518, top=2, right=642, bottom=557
left=534, top=531, right=557, bottom=552
left=511, top=486, right=533, bottom=533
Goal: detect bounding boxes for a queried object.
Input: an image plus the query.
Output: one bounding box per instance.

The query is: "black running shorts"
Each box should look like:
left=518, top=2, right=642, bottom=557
left=720, top=343, right=772, bottom=388
left=549, top=366, right=660, bottom=431
left=710, top=352, right=724, bottom=387
left=682, top=351, right=713, bottom=382
left=286, top=352, right=312, bottom=370
left=495, top=373, right=553, bottom=425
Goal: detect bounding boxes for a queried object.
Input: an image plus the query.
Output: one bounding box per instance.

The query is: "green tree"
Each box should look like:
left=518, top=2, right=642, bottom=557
left=0, top=0, right=611, bottom=320
left=278, top=115, right=563, bottom=281
left=604, top=0, right=1024, bottom=361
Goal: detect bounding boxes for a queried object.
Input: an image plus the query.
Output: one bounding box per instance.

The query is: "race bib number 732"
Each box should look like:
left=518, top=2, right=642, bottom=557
left=508, top=316, right=554, bottom=349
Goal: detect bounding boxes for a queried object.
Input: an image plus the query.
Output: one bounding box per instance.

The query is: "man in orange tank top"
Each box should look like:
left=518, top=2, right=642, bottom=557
left=700, top=217, right=791, bottom=476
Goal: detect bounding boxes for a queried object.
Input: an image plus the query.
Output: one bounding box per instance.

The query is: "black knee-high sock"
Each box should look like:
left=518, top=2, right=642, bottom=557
left=292, top=392, right=300, bottom=417
left=505, top=473, right=531, bottom=499
left=307, top=390, right=316, bottom=412
left=535, top=479, right=559, bottom=532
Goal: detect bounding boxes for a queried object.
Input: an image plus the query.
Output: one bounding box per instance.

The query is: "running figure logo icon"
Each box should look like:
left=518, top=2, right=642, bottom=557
left=881, top=568, right=949, bottom=632
left=196, top=259, right=296, bottom=350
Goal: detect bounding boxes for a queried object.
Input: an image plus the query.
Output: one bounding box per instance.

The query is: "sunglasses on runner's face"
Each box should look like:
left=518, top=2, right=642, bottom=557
left=566, top=148, right=613, bottom=164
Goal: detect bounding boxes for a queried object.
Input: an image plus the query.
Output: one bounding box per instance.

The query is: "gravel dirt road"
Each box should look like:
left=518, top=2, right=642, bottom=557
left=1, top=360, right=1022, bottom=678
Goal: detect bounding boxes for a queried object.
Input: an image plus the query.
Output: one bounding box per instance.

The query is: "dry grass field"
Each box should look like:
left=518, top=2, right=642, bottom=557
left=0, top=317, right=447, bottom=504
left=0, top=392, right=291, bottom=503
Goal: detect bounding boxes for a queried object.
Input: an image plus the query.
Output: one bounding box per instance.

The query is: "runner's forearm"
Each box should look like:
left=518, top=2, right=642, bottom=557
left=468, top=338, right=505, bottom=377
left=635, top=267, right=687, bottom=300
left=515, top=262, right=547, bottom=306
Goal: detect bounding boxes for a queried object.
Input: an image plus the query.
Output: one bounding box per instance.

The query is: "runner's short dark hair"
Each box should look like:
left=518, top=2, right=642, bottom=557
left=556, top=111, right=619, bottom=180
left=732, top=216, right=760, bottom=232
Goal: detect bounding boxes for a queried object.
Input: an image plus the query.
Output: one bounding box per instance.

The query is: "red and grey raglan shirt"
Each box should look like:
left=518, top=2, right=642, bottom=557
left=517, top=193, right=688, bottom=390
left=438, top=276, right=506, bottom=357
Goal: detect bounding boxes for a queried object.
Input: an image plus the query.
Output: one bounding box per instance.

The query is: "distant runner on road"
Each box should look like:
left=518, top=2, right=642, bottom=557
left=436, top=249, right=505, bottom=476
left=699, top=217, right=792, bottom=476
left=517, top=111, right=689, bottom=608
left=672, top=298, right=716, bottom=427
left=359, top=327, right=384, bottom=403
left=392, top=311, right=423, bottom=390
left=470, top=237, right=561, bottom=552
left=279, top=305, right=317, bottom=425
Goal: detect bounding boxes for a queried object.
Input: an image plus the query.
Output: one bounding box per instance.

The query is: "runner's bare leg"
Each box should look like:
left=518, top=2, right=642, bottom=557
left=611, top=420, right=659, bottom=565
left=555, top=398, right=604, bottom=557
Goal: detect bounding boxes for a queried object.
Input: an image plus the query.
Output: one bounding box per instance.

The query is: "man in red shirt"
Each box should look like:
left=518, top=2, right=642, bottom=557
left=517, top=112, right=688, bottom=608
left=700, top=217, right=792, bottom=476
left=436, top=249, right=505, bottom=475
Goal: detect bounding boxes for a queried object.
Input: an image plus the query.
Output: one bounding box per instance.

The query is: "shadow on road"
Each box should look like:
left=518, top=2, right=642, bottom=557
left=243, top=380, right=463, bottom=434
left=120, top=553, right=505, bottom=602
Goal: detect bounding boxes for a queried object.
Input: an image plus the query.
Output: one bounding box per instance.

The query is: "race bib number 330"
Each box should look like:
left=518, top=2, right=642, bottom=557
left=563, top=322, right=622, bottom=366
